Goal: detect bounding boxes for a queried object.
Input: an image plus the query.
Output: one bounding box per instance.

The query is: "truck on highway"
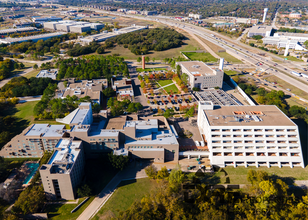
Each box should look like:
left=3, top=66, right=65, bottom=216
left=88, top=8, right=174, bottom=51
left=291, top=71, right=302, bottom=77
left=301, top=73, right=308, bottom=78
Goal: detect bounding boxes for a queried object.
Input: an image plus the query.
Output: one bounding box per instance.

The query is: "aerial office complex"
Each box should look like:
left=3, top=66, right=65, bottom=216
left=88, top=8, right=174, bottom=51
left=0, top=103, right=179, bottom=163
left=112, top=78, right=134, bottom=98
left=263, top=32, right=308, bottom=51
left=43, top=20, right=104, bottom=33
left=197, top=101, right=304, bottom=168
left=176, top=61, right=224, bottom=89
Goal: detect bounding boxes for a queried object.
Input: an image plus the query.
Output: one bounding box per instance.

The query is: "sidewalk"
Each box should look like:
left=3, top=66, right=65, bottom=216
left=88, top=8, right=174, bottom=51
left=77, top=161, right=149, bottom=220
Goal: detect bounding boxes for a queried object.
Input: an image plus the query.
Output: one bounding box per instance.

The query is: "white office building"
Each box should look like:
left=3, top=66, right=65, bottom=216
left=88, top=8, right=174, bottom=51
left=248, top=26, right=273, bottom=38
left=176, top=61, right=224, bottom=89
left=197, top=101, right=304, bottom=168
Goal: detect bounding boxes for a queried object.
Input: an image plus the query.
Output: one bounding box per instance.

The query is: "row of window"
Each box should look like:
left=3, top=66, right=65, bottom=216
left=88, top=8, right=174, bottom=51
left=213, top=152, right=300, bottom=157
left=211, top=129, right=296, bottom=132
left=212, top=146, right=299, bottom=149
left=212, top=134, right=297, bottom=138
left=212, top=140, right=298, bottom=144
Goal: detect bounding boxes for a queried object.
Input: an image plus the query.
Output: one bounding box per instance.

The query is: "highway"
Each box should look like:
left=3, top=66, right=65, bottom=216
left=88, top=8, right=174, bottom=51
left=88, top=10, right=308, bottom=95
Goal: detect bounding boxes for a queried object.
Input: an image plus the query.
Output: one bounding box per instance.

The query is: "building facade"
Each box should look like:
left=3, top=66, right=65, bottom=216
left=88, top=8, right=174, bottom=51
left=197, top=101, right=304, bottom=168
left=40, top=139, right=84, bottom=200
left=177, top=61, right=224, bottom=89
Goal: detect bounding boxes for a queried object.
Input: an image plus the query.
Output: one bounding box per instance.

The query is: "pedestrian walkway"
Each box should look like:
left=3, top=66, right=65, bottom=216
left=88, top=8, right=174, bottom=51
left=77, top=161, right=150, bottom=220
left=154, top=82, right=175, bottom=92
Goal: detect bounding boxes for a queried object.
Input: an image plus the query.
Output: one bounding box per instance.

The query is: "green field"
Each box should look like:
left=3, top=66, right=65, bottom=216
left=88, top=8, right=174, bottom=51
left=136, top=67, right=166, bottom=72
left=182, top=52, right=218, bottom=62
left=217, top=52, right=242, bottom=64
left=164, top=84, right=179, bottom=94
left=157, top=79, right=173, bottom=87
left=93, top=178, right=157, bottom=219
left=278, top=55, right=303, bottom=62
left=216, top=166, right=308, bottom=185
left=45, top=197, right=95, bottom=220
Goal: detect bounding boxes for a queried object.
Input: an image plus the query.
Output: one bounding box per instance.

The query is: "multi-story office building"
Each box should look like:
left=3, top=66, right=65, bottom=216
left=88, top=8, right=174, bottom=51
left=176, top=61, right=224, bottom=89
left=40, top=139, right=84, bottom=200
left=197, top=101, right=304, bottom=168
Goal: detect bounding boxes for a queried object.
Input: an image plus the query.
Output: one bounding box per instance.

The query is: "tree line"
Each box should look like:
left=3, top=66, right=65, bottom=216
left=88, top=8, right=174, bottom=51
left=55, top=55, right=129, bottom=80
left=0, top=76, right=53, bottom=98
left=105, top=28, right=185, bottom=55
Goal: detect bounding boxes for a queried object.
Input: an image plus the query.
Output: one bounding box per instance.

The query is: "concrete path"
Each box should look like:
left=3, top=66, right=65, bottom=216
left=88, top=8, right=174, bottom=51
left=77, top=161, right=149, bottom=220
left=0, top=67, right=34, bottom=88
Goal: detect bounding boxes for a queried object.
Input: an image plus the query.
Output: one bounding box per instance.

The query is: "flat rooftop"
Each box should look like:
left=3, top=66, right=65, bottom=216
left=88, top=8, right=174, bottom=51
left=0, top=32, right=66, bottom=43
left=36, top=69, right=58, bottom=80
left=25, top=124, right=65, bottom=137
left=106, top=117, right=127, bottom=130
left=204, top=105, right=295, bottom=126
left=249, top=26, right=272, bottom=33
left=71, top=109, right=90, bottom=124
left=178, top=61, right=216, bottom=76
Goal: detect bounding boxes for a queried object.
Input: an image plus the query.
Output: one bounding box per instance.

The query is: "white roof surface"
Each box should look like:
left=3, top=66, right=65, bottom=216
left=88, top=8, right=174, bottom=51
left=48, top=139, right=81, bottom=165
left=25, top=124, right=64, bottom=137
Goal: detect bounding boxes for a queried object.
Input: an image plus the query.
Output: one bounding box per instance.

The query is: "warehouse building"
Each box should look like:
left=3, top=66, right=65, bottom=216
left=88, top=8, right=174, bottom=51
left=176, top=61, right=224, bottom=89
left=0, top=32, right=66, bottom=44
left=0, top=27, right=37, bottom=36
left=32, top=16, right=62, bottom=23
left=197, top=101, right=304, bottom=168
left=39, top=139, right=85, bottom=200
left=43, top=21, right=104, bottom=33
left=248, top=26, right=273, bottom=37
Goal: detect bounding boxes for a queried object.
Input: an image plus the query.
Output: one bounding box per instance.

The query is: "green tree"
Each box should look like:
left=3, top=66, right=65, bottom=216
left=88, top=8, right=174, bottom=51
left=168, top=164, right=184, bottom=191
left=103, top=87, right=116, bottom=97
left=137, top=57, right=142, bottom=63
left=77, top=184, right=92, bottom=197
left=145, top=56, right=150, bottom=63
left=145, top=165, right=157, bottom=179
left=12, top=186, right=45, bottom=215
left=108, top=152, right=129, bottom=170
left=157, top=166, right=169, bottom=179
left=164, top=108, right=174, bottom=118
left=96, top=47, right=105, bottom=54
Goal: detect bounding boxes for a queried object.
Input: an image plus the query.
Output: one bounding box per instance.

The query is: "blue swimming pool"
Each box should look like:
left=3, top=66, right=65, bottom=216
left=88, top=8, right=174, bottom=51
left=23, top=163, right=40, bottom=184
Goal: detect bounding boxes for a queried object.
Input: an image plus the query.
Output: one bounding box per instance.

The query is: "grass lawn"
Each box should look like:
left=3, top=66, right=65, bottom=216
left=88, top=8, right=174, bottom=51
left=14, top=101, right=39, bottom=123
left=45, top=197, right=95, bottom=220
left=216, top=166, right=308, bottom=185
left=93, top=178, right=157, bottom=219
left=264, top=75, right=308, bottom=100
left=278, top=55, right=303, bottom=62
left=157, top=79, right=173, bottom=87
left=24, top=69, right=40, bottom=79
left=136, top=67, right=166, bottom=72
left=182, top=52, right=218, bottom=62
left=104, top=29, right=202, bottom=60
left=217, top=52, right=242, bottom=64
left=164, top=84, right=179, bottom=94
left=224, top=70, right=239, bottom=76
